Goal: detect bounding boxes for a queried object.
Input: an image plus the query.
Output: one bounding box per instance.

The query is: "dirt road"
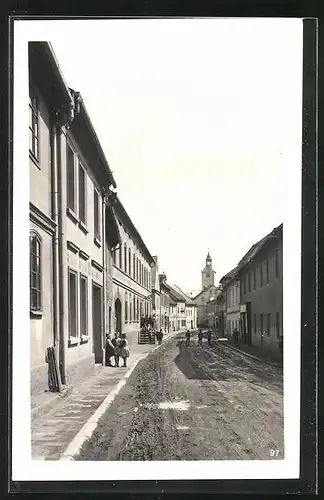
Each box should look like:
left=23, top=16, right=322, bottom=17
left=76, top=331, right=284, bottom=461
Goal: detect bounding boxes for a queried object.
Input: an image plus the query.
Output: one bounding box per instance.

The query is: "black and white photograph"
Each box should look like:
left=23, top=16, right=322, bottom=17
left=10, top=16, right=313, bottom=486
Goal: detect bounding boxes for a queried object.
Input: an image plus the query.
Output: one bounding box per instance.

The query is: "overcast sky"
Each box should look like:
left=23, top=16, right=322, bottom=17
left=30, top=19, right=302, bottom=294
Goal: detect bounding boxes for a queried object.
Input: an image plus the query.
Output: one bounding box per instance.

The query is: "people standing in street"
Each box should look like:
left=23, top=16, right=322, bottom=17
left=105, top=334, right=116, bottom=367
left=112, top=332, right=121, bottom=367
left=198, top=329, right=203, bottom=346
left=207, top=329, right=212, bottom=347
left=185, top=329, right=191, bottom=346
left=158, top=329, right=163, bottom=345
left=119, top=333, right=130, bottom=367
left=233, top=328, right=239, bottom=345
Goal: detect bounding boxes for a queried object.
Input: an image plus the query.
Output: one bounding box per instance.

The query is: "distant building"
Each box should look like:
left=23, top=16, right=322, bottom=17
left=172, top=285, right=198, bottom=330
left=202, top=251, right=216, bottom=289
left=192, top=252, right=219, bottom=326
left=225, top=274, right=240, bottom=337
left=151, top=256, right=161, bottom=330
left=112, top=198, right=154, bottom=346
left=159, top=272, right=170, bottom=332
left=238, top=224, right=283, bottom=355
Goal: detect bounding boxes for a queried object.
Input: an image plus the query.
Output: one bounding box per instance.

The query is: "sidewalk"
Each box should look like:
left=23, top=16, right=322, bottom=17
left=31, top=329, right=185, bottom=460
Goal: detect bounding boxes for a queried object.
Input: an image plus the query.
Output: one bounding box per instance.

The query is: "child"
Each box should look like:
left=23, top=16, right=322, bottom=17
left=119, top=333, right=129, bottom=367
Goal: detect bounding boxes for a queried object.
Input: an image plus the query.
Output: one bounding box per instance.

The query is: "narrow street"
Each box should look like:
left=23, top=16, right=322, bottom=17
left=75, top=331, right=284, bottom=461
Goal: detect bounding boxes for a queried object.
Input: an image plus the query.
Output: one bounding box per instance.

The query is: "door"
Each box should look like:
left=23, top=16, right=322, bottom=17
left=92, top=283, right=103, bottom=363
left=246, top=302, right=252, bottom=345
left=115, top=298, right=122, bottom=334
left=260, top=314, right=264, bottom=348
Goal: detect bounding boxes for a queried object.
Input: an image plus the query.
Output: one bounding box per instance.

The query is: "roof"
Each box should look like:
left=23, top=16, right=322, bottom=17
left=172, top=285, right=197, bottom=306
left=69, top=88, right=117, bottom=189
left=29, top=42, right=74, bottom=114
left=220, top=223, right=283, bottom=285
left=167, top=284, right=187, bottom=304
left=114, top=197, right=154, bottom=264
left=236, top=223, right=282, bottom=273
left=192, top=285, right=212, bottom=300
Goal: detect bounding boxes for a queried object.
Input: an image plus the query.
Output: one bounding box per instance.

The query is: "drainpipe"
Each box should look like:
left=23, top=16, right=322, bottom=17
left=50, top=121, right=60, bottom=365
left=56, top=101, right=75, bottom=385
left=102, top=194, right=107, bottom=365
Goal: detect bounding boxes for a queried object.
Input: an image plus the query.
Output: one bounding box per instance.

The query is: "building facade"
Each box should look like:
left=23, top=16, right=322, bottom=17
left=225, top=277, right=240, bottom=338
left=111, top=199, right=154, bottom=347
left=29, top=42, right=120, bottom=395
left=29, top=42, right=74, bottom=396
left=239, top=224, right=283, bottom=354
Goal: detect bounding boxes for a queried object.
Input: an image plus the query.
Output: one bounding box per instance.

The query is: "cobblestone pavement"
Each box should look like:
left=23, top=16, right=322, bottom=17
left=31, top=331, right=181, bottom=460
left=75, top=331, right=284, bottom=461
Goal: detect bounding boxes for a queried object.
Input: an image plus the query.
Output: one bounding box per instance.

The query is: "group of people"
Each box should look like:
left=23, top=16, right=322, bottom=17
left=105, top=332, right=129, bottom=367
left=185, top=329, right=212, bottom=347
left=140, top=315, right=155, bottom=329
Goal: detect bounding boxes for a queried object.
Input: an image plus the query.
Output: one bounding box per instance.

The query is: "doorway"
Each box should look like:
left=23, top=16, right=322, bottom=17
left=108, top=306, right=112, bottom=335
left=115, top=298, right=122, bottom=334
left=92, top=283, right=103, bottom=363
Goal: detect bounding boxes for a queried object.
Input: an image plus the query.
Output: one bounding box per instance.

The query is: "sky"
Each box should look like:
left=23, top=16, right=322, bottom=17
left=33, top=18, right=302, bottom=295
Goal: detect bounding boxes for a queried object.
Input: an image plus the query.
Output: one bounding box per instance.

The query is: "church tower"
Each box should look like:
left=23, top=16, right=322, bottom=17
left=202, top=251, right=215, bottom=289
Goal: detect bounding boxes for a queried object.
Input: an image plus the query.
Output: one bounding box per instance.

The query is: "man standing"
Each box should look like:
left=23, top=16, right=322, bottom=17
left=207, top=329, right=212, bottom=347
left=185, top=330, right=191, bottom=346
left=198, top=329, right=203, bottom=346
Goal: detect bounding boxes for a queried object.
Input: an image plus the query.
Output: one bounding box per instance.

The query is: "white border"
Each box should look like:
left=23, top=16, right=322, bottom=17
left=12, top=18, right=302, bottom=481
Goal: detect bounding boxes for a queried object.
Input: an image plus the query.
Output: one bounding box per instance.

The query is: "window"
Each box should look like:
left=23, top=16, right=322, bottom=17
left=29, top=89, right=39, bottom=160
left=124, top=244, right=127, bottom=273
left=260, top=314, right=263, bottom=336
left=93, top=188, right=101, bottom=241
left=260, top=264, right=263, bottom=287
left=30, top=232, right=42, bottom=311
left=254, top=314, right=257, bottom=335
left=267, top=313, right=271, bottom=336
left=128, top=249, right=131, bottom=276
left=276, top=312, right=280, bottom=338
left=67, top=145, right=75, bottom=212
left=181, top=320, right=186, bottom=327
left=130, top=298, right=132, bottom=321
left=137, top=297, right=139, bottom=320
left=248, top=272, right=251, bottom=293
left=133, top=254, right=136, bottom=279
left=206, top=271, right=210, bottom=278
left=266, top=258, right=269, bottom=284
left=68, top=269, right=78, bottom=337
left=80, top=275, right=88, bottom=336
left=275, top=249, right=280, bottom=278
left=133, top=297, right=136, bottom=322
left=125, top=298, right=128, bottom=321
left=78, top=162, right=87, bottom=224
left=253, top=267, right=257, bottom=290
left=119, top=245, right=122, bottom=269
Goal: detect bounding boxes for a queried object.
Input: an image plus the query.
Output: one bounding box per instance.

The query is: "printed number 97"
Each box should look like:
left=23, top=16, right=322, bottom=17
left=270, top=449, right=279, bottom=457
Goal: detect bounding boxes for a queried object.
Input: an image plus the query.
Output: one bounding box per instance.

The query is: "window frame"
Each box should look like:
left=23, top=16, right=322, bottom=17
left=78, top=160, right=87, bottom=227
left=124, top=244, right=127, bottom=273
left=29, top=87, right=39, bottom=163
left=267, top=312, right=271, bottom=336
left=66, top=143, right=77, bottom=215
left=68, top=267, right=79, bottom=340
left=128, top=248, right=132, bottom=277
left=79, top=273, right=88, bottom=338
left=30, top=231, right=42, bottom=313
left=93, top=187, right=101, bottom=243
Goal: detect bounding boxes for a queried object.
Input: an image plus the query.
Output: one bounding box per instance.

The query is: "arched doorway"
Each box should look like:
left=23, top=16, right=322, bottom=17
left=115, top=298, right=122, bottom=334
